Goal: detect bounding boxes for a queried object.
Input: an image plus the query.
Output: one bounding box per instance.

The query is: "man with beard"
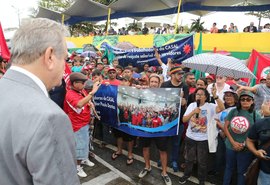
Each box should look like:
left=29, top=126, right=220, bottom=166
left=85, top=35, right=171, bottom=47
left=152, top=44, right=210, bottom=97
left=161, top=66, right=188, bottom=172
left=184, top=72, right=196, bottom=94
left=102, top=67, right=121, bottom=86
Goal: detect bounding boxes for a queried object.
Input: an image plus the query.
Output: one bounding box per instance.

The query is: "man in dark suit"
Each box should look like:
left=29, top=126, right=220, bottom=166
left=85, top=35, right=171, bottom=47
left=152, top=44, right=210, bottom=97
left=243, top=22, right=258, bottom=32
left=0, top=18, right=80, bottom=185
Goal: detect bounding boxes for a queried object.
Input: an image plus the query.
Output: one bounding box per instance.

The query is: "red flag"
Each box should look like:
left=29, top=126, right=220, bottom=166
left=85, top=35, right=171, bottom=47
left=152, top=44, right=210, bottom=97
left=63, top=62, right=71, bottom=90
left=0, top=22, right=10, bottom=61
left=246, top=49, right=270, bottom=84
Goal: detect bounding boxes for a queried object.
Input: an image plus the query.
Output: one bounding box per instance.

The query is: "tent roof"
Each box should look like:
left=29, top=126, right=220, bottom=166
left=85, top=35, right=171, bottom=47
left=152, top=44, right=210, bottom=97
left=64, top=0, right=114, bottom=17
left=35, top=6, right=70, bottom=22
left=36, top=0, right=270, bottom=25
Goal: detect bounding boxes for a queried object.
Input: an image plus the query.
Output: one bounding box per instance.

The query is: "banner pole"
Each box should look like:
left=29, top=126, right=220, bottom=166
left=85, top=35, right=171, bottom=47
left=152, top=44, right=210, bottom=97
left=61, top=14, right=65, bottom=25
left=106, top=8, right=111, bottom=35
left=174, top=0, right=182, bottom=34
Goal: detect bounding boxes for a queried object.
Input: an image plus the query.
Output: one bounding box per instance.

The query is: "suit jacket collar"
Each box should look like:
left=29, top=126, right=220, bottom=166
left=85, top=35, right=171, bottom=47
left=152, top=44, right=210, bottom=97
left=3, top=69, right=48, bottom=97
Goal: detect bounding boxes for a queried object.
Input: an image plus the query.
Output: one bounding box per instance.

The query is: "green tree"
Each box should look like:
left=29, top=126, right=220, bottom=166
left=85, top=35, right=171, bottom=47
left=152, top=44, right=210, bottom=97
left=189, top=18, right=204, bottom=33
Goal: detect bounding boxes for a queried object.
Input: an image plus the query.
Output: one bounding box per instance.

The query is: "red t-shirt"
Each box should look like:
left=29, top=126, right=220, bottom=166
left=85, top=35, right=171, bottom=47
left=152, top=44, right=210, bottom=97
left=64, top=89, right=90, bottom=132
left=132, top=114, right=138, bottom=125
left=137, top=113, right=143, bottom=125
left=102, top=79, right=121, bottom=86
left=152, top=117, right=162, bottom=128
left=189, top=87, right=196, bottom=94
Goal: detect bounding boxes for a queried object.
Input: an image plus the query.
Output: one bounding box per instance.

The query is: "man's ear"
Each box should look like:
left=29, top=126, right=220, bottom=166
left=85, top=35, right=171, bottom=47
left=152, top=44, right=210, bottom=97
left=44, top=47, right=55, bottom=71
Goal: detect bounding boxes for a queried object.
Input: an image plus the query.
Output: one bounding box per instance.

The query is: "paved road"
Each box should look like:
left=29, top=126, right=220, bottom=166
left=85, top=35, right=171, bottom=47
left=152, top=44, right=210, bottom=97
left=79, top=140, right=220, bottom=185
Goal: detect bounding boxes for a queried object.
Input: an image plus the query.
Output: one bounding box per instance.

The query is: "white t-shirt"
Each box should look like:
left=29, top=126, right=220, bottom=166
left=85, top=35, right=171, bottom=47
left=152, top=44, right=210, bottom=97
left=161, top=63, right=170, bottom=82
left=207, top=83, right=231, bottom=102
left=184, top=102, right=216, bottom=141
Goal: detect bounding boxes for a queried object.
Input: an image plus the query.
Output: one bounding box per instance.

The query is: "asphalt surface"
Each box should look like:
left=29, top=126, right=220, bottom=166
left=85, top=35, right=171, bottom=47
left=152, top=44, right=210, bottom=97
left=79, top=138, right=224, bottom=185
left=80, top=142, right=196, bottom=185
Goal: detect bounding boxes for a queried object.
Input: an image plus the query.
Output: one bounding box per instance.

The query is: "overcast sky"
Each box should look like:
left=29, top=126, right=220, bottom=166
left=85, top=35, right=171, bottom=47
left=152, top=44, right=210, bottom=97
left=0, top=0, right=269, bottom=32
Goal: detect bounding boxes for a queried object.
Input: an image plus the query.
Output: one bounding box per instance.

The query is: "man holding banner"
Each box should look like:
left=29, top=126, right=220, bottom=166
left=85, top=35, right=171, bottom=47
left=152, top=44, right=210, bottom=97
left=161, top=66, right=189, bottom=172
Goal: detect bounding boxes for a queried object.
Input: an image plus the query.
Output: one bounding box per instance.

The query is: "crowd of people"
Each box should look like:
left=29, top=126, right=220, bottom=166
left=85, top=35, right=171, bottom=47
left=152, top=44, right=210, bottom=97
left=74, top=21, right=270, bottom=37
left=0, top=18, right=270, bottom=185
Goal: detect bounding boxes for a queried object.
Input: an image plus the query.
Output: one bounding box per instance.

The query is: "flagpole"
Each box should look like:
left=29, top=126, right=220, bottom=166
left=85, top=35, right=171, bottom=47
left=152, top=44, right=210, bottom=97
left=174, top=0, right=182, bottom=34
left=250, top=57, right=259, bottom=86
left=61, top=14, right=65, bottom=25
left=106, top=8, right=111, bottom=35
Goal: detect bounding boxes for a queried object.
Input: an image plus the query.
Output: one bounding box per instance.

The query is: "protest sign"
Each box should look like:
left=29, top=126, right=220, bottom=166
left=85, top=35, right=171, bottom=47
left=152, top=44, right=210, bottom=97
left=94, top=85, right=181, bottom=137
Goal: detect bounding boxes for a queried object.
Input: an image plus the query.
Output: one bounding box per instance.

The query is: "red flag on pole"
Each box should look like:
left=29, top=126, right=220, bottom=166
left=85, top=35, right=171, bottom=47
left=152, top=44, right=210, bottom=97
left=246, top=49, right=270, bottom=85
left=0, top=22, right=11, bottom=61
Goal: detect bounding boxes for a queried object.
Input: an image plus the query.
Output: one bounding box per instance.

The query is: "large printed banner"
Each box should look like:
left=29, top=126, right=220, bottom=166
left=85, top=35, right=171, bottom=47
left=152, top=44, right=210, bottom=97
left=101, top=35, right=194, bottom=67
left=94, top=85, right=181, bottom=137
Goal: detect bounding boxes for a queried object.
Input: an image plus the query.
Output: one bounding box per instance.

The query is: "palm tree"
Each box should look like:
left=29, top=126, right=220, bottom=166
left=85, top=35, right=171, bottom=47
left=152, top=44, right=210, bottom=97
left=190, top=18, right=205, bottom=33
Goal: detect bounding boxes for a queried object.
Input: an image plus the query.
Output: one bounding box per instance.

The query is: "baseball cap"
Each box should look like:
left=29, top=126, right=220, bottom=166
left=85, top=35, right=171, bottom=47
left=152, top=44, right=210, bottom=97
left=224, top=88, right=237, bottom=94
left=108, top=67, right=116, bottom=72
left=84, top=57, right=90, bottom=61
left=206, top=75, right=214, bottom=81
left=239, top=91, right=254, bottom=99
left=260, top=76, right=266, bottom=81
left=69, top=72, right=88, bottom=83
left=170, top=66, right=185, bottom=75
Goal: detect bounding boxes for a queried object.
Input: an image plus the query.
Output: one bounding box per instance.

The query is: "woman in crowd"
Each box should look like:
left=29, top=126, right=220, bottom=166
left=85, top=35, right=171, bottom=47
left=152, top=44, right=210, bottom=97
left=213, top=89, right=238, bottom=175
left=223, top=91, right=261, bottom=185
left=179, top=87, right=225, bottom=185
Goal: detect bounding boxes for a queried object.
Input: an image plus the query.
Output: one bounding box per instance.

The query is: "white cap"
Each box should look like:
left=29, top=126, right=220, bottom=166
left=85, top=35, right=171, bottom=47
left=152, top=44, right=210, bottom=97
left=84, top=57, right=90, bottom=61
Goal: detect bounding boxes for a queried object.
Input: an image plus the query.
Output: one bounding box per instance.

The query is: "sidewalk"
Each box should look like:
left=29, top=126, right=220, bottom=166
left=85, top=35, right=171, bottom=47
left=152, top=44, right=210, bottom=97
left=80, top=140, right=217, bottom=185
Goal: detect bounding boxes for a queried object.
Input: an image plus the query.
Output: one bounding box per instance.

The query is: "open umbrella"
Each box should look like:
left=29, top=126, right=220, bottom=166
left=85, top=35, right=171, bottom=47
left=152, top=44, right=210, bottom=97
left=182, top=53, right=256, bottom=79
left=81, top=51, right=97, bottom=58
left=115, top=42, right=136, bottom=50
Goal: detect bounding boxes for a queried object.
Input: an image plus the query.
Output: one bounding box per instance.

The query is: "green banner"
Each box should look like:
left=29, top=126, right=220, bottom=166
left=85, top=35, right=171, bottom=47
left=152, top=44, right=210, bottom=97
left=153, top=34, right=191, bottom=47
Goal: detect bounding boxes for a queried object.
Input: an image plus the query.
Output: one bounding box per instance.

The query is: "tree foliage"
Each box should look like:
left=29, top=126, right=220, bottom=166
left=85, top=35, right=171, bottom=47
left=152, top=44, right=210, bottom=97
left=189, top=18, right=204, bottom=33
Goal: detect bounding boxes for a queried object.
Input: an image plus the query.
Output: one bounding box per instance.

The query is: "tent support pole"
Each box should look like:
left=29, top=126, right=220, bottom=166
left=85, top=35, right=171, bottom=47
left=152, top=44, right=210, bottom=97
left=174, top=0, right=182, bottom=34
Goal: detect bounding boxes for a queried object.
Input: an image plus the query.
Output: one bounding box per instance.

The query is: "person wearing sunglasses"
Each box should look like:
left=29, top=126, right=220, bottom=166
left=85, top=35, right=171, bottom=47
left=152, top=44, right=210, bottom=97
left=101, top=67, right=121, bottom=86
left=64, top=72, right=101, bottom=178
left=223, top=91, right=262, bottom=185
